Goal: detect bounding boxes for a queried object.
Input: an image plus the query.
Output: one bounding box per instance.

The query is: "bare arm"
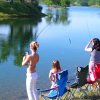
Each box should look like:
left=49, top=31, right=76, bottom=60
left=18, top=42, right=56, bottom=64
left=85, top=39, right=93, bottom=52
left=49, top=70, right=56, bottom=82
left=22, top=55, right=30, bottom=66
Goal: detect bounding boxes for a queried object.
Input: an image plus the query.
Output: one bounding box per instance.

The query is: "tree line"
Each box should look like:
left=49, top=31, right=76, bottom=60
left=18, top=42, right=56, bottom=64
left=70, top=0, right=100, bottom=6
left=4, top=0, right=38, bottom=6
left=40, top=0, right=100, bottom=7
left=3, top=0, right=100, bottom=7
left=40, top=0, right=70, bottom=6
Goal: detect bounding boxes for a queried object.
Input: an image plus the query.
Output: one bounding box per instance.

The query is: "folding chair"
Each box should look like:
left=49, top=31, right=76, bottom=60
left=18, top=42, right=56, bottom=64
left=70, top=65, right=89, bottom=98
left=39, top=70, right=73, bottom=100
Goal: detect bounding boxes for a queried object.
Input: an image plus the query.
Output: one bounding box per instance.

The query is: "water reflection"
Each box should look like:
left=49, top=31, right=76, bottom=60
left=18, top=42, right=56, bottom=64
left=0, top=8, right=70, bottom=66
left=44, top=7, right=70, bottom=25
left=0, top=18, right=42, bottom=66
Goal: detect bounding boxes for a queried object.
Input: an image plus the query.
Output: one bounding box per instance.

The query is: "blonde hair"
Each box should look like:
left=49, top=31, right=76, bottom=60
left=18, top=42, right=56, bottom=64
left=30, top=41, right=39, bottom=51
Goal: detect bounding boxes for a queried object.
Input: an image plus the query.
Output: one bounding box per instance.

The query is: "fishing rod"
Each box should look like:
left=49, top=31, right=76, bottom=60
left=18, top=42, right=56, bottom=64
left=25, top=21, right=52, bottom=55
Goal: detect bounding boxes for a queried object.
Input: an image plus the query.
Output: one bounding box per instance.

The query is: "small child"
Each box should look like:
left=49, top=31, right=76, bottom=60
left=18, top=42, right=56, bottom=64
left=49, top=60, right=62, bottom=88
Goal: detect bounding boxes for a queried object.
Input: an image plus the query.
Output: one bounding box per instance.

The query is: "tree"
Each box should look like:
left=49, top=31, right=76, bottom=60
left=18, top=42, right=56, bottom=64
left=10, top=0, right=14, bottom=4
left=40, top=0, right=100, bottom=6
left=88, top=0, right=95, bottom=5
left=44, top=0, right=53, bottom=5
left=60, top=0, right=70, bottom=6
left=80, top=0, right=89, bottom=6
left=20, top=0, right=25, bottom=3
left=42, top=0, right=70, bottom=6
left=96, top=0, right=100, bottom=6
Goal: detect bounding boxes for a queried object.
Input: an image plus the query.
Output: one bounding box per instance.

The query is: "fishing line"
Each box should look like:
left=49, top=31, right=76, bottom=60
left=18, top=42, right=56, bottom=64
left=36, top=22, right=52, bottom=39
left=86, top=21, right=92, bottom=39
left=65, top=19, right=72, bottom=46
left=66, top=26, right=71, bottom=46
left=85, top=16, right=95, bottom=40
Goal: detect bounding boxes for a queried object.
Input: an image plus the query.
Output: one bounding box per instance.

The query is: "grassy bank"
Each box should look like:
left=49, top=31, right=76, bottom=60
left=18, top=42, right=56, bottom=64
left=39, top=82, right=100, bottom=100
left=0, top=1, right=45, bottom=18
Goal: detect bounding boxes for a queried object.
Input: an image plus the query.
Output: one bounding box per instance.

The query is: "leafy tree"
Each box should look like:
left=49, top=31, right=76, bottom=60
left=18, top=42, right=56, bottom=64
left=53, top=0, right=60, bottom=5
left=43, top=0, right=53, bottom=5
left=88, top=0, right=95, bottom=5
left=42, top=0, right=70, bottom=6
left=80, top=0, right=89, bottom=6
left=20, top=0, right=24, bottom=3
left=60, top=0, right=70, bottom=6
left=32, top=0, right=100, bottom=6
left=96, top=0, right=100, bottom=6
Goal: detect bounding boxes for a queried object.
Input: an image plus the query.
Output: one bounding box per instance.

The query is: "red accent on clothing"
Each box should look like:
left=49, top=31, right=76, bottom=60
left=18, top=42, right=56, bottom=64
left=95, top=64, right=100, bottom=78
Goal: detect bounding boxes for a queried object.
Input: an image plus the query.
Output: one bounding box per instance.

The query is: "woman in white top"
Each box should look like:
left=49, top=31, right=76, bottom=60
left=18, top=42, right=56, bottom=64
left=22, top=41, right=39, bottom=100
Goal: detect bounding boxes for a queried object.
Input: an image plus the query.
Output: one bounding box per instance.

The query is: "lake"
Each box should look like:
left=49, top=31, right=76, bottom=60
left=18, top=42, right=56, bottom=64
left=0, top=6, right=100, bottom=100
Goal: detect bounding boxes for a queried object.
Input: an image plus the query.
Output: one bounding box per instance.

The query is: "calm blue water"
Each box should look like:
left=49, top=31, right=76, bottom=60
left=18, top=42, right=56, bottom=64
left=0, top=6, right=100, bottom=100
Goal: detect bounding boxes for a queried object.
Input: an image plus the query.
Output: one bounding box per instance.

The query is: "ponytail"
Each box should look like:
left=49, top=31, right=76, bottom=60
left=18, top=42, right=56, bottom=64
left=30, top=41, right=39, bottom=51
